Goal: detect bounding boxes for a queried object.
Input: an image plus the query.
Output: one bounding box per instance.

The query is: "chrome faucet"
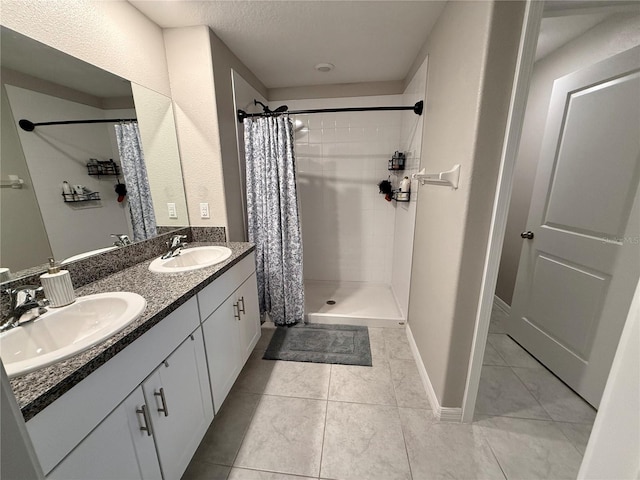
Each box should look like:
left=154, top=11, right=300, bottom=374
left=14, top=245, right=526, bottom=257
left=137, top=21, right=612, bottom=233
left=161, top=235, right=188, bottom=260
left=1, top=285, right=50, bottom=332
left=111, top=233, right=132, bottom=247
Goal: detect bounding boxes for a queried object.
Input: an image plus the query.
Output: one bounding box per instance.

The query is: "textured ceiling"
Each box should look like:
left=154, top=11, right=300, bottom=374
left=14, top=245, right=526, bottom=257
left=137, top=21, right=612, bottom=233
left=0, top=27, right=132, bottom=98
left=130, top=1, right=447, bottom=89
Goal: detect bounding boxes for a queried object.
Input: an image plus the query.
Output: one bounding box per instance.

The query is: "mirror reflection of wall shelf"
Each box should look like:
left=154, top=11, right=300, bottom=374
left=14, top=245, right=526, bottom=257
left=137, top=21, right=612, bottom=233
left=391, top=190, right=410, bottom=202
left=62, top=191, right=101, bottom=203
left=413, top=164, right=461, bottom=189
left=0, top=175, right=24, bottom=189
left=87, top=159, right=121, bottom=177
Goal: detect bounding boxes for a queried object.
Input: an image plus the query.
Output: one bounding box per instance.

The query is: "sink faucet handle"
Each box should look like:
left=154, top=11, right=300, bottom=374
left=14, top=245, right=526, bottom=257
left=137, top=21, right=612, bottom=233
left=170, top=234, right=188, bottom=247
left=111, top=233, right=132, bottom=246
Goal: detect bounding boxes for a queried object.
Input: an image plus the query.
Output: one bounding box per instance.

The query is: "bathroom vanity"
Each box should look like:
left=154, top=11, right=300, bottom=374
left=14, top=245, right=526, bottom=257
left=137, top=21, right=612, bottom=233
left=9, top=243, right=260, bottom=480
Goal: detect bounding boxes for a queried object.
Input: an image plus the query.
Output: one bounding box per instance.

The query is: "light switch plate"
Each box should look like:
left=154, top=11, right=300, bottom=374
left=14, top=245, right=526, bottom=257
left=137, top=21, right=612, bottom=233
left=167, top=203, right=177, bottom=219
left=200, top=202, right=210, bottom=219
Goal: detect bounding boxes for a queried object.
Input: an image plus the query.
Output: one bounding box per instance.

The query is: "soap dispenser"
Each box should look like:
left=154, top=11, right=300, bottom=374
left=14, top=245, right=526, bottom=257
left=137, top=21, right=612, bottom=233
left=40, top=258, right=75, bottom=307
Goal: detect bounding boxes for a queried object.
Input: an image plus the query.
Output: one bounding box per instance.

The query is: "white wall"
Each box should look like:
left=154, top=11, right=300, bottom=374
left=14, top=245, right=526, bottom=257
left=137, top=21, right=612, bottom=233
left=391, top=57, right=428, bottom=318
left=407, top=0, right=524, bottom=407
left=0, top=0, right=170, bottom=97
left=6, top=85, right=132, bottom=261
left=0, top=84, right=52, bottom=272
left=578, top=278, right=640, bottom=479
left=131, top=83, right=188, bottom=227
left=231, top=71, right=267, bottom=240
left=496, top=13, right=640, bottom=305
left=285, top=96, right=403, bottom=284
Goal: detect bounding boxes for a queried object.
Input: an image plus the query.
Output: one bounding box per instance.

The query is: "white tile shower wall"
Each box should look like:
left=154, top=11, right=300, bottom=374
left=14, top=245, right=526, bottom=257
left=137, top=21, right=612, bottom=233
left=284, top=95, right=404, bottom=283
left=391, top=57, right=429, bottom=318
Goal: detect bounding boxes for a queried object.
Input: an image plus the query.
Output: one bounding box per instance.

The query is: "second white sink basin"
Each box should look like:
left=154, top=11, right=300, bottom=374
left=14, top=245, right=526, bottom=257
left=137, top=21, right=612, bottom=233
left=148, top=246, right=232, bottom=273
left=0, top=292, right=146, bottom=378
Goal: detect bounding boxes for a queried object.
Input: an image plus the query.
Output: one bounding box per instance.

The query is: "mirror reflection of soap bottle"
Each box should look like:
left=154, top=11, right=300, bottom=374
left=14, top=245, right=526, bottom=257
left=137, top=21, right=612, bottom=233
left=62, top=181, right=72, bottom=195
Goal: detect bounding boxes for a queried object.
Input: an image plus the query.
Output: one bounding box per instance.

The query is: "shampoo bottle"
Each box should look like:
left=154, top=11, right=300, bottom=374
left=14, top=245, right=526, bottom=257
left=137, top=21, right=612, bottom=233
left=40, top=258, right=75, bottom=307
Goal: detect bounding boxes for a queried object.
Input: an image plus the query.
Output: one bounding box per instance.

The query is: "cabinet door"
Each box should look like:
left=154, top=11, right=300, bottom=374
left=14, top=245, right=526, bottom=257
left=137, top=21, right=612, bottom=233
left=142, top=329, right=213, bottom=480
left=202, top=293, right=242, bottom=413
left=237, top=273, right=261, bottom=363
left=47, top=387, right=161, bottom=480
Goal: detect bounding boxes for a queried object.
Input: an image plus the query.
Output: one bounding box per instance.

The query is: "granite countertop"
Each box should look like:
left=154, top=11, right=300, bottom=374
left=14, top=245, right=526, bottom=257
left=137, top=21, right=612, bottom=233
left=10, top=242, right=255, bottom=421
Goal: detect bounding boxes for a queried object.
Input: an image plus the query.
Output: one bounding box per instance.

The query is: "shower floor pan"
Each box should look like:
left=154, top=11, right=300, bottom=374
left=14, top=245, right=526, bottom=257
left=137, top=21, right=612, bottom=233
left=304, top=281, right=404, bottom=328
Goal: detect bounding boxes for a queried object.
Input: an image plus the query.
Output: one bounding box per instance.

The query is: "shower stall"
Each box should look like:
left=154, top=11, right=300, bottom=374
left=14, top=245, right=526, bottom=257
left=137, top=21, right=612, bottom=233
left=233, top=58, right=428, bottom=327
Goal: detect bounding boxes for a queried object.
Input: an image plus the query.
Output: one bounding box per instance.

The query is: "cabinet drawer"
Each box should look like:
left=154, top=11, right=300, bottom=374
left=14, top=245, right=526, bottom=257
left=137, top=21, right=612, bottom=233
left=197, top=254, right=255, bottom=322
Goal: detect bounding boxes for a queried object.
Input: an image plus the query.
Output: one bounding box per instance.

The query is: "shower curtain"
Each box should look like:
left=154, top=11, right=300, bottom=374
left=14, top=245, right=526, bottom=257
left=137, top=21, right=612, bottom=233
left=115, top=122, right=157, bottom=242
left=244, top=116, right=304, bottom=326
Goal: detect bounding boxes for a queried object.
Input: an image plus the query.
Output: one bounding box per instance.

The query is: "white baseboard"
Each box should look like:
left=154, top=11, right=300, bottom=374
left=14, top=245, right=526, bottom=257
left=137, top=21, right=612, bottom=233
left=493, top=295, right=511, bottom=314
left=405, top=324, right=463, bottom=423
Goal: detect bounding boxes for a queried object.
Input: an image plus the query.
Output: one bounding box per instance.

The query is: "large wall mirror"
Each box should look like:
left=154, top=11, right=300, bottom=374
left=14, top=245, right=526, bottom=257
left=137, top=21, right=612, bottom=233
left=0, top=27, right=189, bottom=277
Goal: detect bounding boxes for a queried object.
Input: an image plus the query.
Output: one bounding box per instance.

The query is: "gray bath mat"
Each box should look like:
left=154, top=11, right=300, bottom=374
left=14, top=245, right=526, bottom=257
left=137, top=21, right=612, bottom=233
left=263, top=323, right=372, bottom=366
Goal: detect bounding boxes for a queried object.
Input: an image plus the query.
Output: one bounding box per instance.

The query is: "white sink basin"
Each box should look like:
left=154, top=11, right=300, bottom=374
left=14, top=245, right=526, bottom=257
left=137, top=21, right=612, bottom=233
left=62, top=246, right=118, bottom=264
left=148, top=246, right=232, bottom=273
left=0, top=292, right=146, bottom=378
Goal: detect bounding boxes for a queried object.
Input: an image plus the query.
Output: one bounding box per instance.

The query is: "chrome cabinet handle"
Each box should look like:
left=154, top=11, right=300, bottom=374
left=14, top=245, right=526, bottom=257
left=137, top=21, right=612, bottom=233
left=136, top=404, right=153, bottom=436
left=154, top=387, right=169, bottom=417
left=238, top=296, right=246, bottom=315
left=233, top=302, right=241, bottom=321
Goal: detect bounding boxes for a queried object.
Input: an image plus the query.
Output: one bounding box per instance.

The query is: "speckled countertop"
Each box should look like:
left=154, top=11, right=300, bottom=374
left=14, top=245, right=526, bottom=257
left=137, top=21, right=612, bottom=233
left=10, top=242, right=255, bottom=421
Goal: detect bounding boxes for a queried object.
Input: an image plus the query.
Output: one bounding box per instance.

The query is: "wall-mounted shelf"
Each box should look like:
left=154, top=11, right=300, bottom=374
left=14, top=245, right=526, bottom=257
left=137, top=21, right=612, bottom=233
left=412, top=164, right=460, bottom=189
left=388, top=151, right=406, bottom=171
left=392, top=190, right=410, bottom=202
left=87, top=159, right=120, bottom=177
left=62, top=192, right=101, bottom=203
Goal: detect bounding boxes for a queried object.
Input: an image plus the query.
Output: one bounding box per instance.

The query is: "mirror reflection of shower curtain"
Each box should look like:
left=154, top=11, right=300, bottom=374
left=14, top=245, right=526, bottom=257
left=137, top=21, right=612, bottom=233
left=114, top=122, right=157, bottom=242
left=244, top=116, right=304, bottom=326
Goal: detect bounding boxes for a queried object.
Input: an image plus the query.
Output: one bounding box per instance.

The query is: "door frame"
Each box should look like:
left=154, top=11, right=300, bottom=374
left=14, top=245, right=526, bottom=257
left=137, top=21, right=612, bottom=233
left=461, top=0, right=544, bottom=423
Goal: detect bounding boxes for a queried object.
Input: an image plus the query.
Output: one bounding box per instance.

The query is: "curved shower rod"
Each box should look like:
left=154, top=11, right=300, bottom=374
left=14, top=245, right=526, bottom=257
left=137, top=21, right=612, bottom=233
left=237, top=100, right=423, bottom=123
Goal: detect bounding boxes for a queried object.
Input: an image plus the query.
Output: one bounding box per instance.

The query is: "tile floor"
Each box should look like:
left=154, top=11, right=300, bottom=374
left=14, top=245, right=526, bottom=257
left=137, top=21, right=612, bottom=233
left=183, top=306, right=596, bottom=480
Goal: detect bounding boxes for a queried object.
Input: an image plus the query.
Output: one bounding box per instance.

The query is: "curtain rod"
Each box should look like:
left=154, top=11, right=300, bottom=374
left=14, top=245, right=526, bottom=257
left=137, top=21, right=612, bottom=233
left=18, top=118, right=137, bottom=132
left=237, top=100, right=423, bottom=123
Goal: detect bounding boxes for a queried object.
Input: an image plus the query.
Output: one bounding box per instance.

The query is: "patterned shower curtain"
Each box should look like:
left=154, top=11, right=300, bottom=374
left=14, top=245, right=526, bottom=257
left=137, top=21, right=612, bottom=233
left=115, top=122, right=157, bottom=242
left=244, top=116, right=304, bottom=326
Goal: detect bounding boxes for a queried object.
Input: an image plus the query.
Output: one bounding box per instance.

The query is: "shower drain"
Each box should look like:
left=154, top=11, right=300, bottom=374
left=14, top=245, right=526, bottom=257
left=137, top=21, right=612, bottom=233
left=326, top=300, right=336, bottom=305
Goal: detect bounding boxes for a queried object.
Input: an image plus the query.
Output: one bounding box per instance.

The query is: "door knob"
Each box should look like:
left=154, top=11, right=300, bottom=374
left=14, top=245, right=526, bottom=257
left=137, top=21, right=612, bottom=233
left=520, top=231, right=534, bottom=239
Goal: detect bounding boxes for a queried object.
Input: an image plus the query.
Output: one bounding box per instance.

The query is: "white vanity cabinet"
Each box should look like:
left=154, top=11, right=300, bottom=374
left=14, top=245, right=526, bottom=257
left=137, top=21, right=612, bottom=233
left=142, top=328, right=213, bottom=480
left=47, top=386, right=162, bottom=480
left=199, top=257, right=261, bottom=412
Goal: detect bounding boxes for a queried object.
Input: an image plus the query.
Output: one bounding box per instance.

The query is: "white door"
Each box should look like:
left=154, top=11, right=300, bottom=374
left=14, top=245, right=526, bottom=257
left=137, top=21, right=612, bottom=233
left=507, top=46, right=640, bottom=408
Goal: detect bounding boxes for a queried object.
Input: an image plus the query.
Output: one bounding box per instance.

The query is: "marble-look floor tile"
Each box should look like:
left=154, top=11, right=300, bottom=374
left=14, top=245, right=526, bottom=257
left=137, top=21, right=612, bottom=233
left=321, top=401, right=411, bottom=480
left=192, top=391, right=260, bottom=466
left=382, top=328, right=413, bottom=360
left=556, top=421, right=593, bottom=455
left=476, top=366, right=551, bottom=420
left=383, top=328, right=413, bottom=360
left=182, top=461, right=231, bottom=480
left=234, top=395, right=325, bottom=477
left=254, top=324, right=277, bottom=351
left=232, top=352, right=276, bottom=394
left=483, top=342, right=507, bottom=366
left=399, top=407, right=505, bottom=480
left=478, top=416, right=583, bottom=479
left=262, top=361, right=331, bottom=400
left=329, top=364, right=396, bottom=405
left=489, top=305, right=509, bottom=334
left=512, top=367, right=596, bottom=424
left=228, top=467, right=316, bottom=479
left=389, top=359, right=430, bottom=409
left=487, top=334, right=542, bottom=369
left=367, top=327, right=388, bottom=366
